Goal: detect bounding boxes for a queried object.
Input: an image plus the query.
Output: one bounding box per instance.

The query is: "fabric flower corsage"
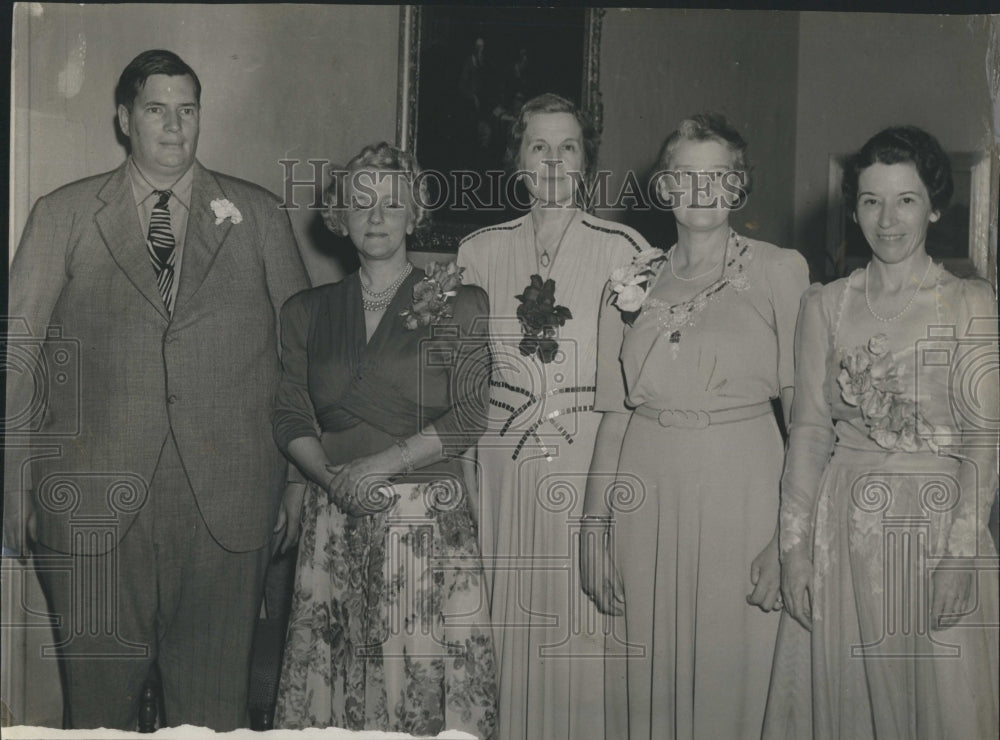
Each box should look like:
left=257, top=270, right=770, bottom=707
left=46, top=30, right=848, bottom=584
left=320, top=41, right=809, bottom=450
left=608, top=247, right=666, bottom=314
left=838, top=333, right=952, bottom=453
left=399, top=261, right=463, bottom=330
left=514, top=275, right=572, bottom=364
left=210, top=198, right=243, bottom=225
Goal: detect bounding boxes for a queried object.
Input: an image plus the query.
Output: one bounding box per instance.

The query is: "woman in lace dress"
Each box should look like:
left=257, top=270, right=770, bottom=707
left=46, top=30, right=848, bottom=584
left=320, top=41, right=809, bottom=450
left=456, top=93, right=650, bottom=740
left=766, top=126, right=999, bottom=738
left=271, top=143, right=497, bottom=737
left=581, top=114, right=809, bottom=739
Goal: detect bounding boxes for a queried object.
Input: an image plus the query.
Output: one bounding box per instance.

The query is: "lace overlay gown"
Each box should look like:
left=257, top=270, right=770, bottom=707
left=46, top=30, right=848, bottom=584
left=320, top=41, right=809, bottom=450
left=765, top=264, right=999, bottom=739
left=595, top=234, right=810, bottom=739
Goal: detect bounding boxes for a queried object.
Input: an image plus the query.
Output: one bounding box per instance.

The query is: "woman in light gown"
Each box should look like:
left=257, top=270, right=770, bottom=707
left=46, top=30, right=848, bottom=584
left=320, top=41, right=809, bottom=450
left=764, top=125, right=999, bottom=739
left=456, top=93, right=651, bottom=740
left=271, top=143, right=497, bottom=737
left=581, top=113, right=809, bottom=739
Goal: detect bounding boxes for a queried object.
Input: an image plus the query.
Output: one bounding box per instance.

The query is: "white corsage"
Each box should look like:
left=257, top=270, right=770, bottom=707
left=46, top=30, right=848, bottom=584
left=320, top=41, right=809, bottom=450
left=837, top=334, right=955, bottom=453
left=608, top=247, right=666, bottom=313
left=210, top=198, right=243, bottom=225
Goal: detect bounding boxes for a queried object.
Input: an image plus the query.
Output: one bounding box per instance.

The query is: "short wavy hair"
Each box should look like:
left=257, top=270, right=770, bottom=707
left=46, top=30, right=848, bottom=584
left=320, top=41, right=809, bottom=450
left=504, top=93, right=599, bottom=182
left=115, top=49, right=201, bottom=111
left=842, top=126, right=953, bottom=213
left=656, top=113, right=753, bottom=198
left=323, top=142, right=429, bottom=234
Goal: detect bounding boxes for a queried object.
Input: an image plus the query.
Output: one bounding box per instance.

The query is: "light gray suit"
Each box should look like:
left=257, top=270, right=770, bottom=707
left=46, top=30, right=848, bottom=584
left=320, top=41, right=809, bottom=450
left=5, top=160, right=309, bottom=729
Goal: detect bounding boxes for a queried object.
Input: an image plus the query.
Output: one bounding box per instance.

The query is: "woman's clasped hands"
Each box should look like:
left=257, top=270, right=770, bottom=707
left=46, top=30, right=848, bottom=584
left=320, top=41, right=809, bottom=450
left=323, top=451, right=400, bottom=518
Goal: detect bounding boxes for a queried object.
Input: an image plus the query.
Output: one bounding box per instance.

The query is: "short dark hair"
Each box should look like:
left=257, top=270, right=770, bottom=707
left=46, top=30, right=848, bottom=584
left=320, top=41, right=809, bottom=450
left=657, top=112, right=753, bottom=197
left=843, top=126, right=953, bottom=213
left=115, top=50, right=201, bottom=111
left=505, top=93, right=599, bottom=182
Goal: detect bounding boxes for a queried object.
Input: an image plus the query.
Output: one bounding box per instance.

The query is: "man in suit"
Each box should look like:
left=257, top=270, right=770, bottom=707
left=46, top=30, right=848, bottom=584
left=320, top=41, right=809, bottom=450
left=3, top=49, right=309, bottom=730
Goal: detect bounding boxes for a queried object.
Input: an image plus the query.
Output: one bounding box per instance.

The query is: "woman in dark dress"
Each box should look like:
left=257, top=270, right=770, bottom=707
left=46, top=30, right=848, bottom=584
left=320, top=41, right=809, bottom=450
left=271, top=142, right=498, bottom=737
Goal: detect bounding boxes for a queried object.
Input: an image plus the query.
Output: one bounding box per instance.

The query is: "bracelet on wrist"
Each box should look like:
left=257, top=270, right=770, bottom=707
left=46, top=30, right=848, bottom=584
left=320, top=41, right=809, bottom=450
left=580, top=513, right=613, bottom=522
left=395, top=439, right=415, bottom=475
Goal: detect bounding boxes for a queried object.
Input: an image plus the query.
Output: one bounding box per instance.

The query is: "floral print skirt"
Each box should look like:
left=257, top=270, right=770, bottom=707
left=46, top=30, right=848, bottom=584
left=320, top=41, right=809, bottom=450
left=274, top=478, right=498, bottom=738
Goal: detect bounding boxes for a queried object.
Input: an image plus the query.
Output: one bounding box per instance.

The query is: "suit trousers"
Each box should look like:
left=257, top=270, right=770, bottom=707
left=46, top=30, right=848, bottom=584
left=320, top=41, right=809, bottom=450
left=35, top=433, right=270, bottom=731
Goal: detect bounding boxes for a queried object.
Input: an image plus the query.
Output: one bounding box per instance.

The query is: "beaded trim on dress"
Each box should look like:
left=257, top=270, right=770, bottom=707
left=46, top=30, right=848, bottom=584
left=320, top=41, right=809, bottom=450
left=640, top=230, right=753, bottom=346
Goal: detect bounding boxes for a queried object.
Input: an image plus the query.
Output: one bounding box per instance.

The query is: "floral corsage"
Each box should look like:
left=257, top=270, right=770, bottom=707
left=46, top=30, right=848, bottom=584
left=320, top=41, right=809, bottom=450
left=608, top=247, right=666, bottom=314
left=515, top=275, right=572, bottom=363
left=399, top=261, right=463, bottom=329
left=210, top=198, right=243, bottom=225
left=838, top=333, right=951, bottom=452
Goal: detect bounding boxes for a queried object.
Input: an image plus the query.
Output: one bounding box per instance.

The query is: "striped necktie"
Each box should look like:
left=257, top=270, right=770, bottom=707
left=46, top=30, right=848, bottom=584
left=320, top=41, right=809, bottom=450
left=146, top=189, right=176, bottom=314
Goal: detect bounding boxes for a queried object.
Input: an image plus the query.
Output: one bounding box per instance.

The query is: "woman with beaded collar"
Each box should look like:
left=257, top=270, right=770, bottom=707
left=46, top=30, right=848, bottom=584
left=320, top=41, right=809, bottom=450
left=581, top=113, right=809, bottom=738
left=764, top=126, right=998, bottom=739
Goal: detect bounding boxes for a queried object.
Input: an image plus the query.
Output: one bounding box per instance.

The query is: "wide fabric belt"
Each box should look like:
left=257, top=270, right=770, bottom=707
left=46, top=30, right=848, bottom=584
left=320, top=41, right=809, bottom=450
left=633, top=400, right=772, bottom=429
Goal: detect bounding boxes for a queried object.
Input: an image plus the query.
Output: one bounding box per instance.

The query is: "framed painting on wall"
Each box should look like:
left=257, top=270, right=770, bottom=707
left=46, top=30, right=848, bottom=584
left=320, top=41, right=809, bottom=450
left=396, top=5, right=605, bottom=252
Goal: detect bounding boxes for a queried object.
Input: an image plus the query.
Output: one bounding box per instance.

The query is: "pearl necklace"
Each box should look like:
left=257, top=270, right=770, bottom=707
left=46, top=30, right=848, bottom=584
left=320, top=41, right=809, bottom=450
left=864, top=258, right=933, bottom=323
left=668, top=243, right=725, bottom=282
left=361, top=262, right=412, bottom=312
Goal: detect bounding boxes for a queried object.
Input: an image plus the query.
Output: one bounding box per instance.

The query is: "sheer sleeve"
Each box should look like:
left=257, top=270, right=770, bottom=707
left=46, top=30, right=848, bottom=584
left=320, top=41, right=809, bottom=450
left=431, top=284, right=492, bottom=457
left=594, top=282, right=630, bottom=413
left=944, top=279, right=999, bottom=557
left=765, top=247, right=811, bottom=391
left=779, top=284, right=836, bottom=559
left=272, top=291, right=320, bottom=453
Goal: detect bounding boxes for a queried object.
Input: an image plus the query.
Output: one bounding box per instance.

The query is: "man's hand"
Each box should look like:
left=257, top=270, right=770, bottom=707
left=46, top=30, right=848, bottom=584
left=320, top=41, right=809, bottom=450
left=3, top=493, right=37, bottom=561
left=272, top=483, right=306, bottom=556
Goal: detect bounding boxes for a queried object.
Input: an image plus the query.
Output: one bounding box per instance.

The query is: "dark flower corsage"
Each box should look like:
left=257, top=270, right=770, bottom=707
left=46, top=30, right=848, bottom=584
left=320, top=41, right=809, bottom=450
left=514, top=274, right=572, bottom=363
left=399, top=261, right=464, bottom=329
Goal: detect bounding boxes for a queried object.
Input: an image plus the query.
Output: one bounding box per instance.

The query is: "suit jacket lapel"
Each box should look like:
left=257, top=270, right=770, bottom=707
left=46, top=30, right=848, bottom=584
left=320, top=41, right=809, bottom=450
left=175, top=163, right=232, bottom=312
left=94, top=163, right=170, bottom=320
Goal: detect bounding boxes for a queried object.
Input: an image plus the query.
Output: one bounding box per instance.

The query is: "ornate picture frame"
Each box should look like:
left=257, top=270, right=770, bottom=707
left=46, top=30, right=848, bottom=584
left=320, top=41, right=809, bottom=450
left=396, top=6, right=605, bottom=252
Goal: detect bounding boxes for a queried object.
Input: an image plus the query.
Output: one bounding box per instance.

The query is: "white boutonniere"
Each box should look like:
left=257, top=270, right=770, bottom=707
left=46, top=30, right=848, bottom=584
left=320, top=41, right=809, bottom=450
left=210, top=198, right=243, bottom=225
